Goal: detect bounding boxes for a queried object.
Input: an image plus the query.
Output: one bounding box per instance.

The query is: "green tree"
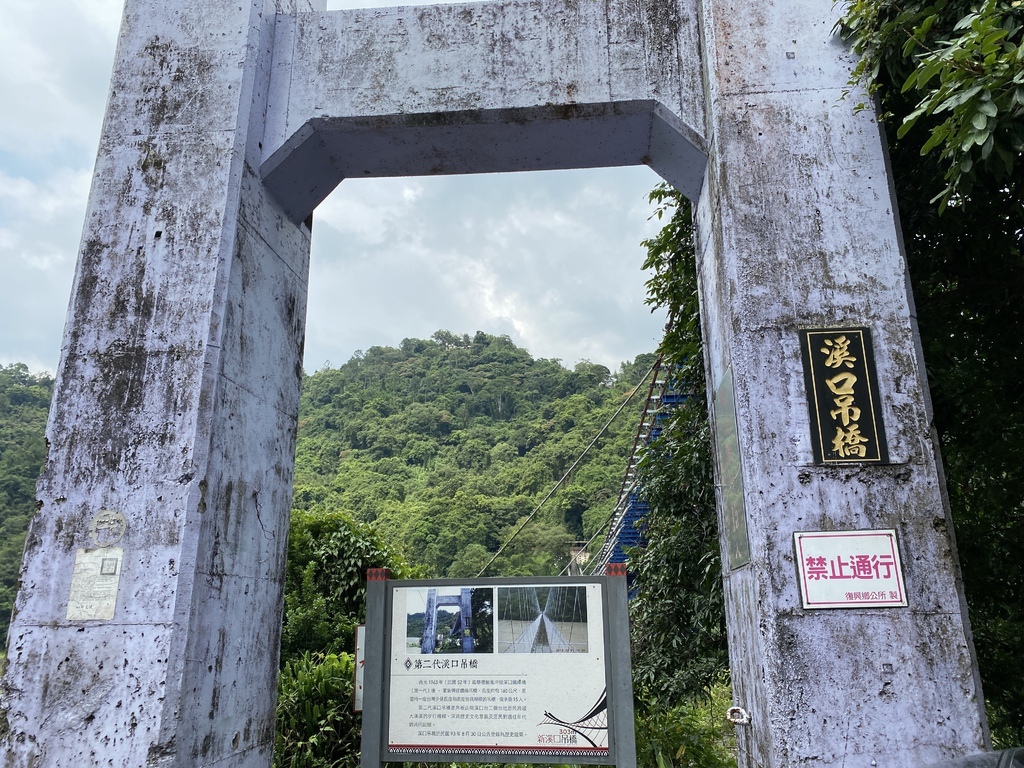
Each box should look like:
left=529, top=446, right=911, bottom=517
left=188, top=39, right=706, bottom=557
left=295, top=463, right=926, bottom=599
left=0, top=364, right=55, bottom=639
left=628, top=188, right=729, bottom=705
left=280, top=508, right=414, bottom=663
left=840, top=0, right=1024, bottom=744
left=893, top=147, right=1024, bottom=746
left=275, top=652, right=359, bottom=768
left=634, top=684, right=737, bottom=768
left=841, top=0, right=1023, bottom=207
left=275, top=509, right=416, bottom=768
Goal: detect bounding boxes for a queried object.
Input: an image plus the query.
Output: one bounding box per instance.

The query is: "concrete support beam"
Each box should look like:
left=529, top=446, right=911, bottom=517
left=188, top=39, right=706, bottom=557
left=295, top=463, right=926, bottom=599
left=0, top=0, right=321, bottom=765
left=261, top=0, right=709, bottom=219
left=693, top=1, right=989, bottom=765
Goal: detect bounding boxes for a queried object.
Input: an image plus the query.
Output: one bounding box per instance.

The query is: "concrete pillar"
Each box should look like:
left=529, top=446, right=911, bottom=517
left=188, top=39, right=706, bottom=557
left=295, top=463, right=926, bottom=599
left=694, top=1, right=990, bottom=765
left=421, top=589, right=438, bottom=654
left=0, top=0, right=322, bottom=765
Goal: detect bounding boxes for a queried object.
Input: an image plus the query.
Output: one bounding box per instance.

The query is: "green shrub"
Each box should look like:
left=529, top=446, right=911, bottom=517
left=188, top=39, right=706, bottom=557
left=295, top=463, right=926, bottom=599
left=634, top=684, right=737, bottom=768
left=275, top=652, right=360, bottom=768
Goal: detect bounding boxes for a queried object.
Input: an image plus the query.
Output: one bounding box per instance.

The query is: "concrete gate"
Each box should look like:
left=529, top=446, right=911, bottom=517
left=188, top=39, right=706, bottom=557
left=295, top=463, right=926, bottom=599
left=0, top=0, right=990, bottom=765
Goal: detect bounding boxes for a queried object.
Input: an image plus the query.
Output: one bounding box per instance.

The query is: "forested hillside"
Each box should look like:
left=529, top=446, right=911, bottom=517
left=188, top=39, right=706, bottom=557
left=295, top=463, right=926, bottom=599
left=292, top=331, right=656, bottom=578
left=0, top=365, right=54, bottom=641
left=0, top=344, right=738, bottom=768
left=0, top=340, right=655, bottom=641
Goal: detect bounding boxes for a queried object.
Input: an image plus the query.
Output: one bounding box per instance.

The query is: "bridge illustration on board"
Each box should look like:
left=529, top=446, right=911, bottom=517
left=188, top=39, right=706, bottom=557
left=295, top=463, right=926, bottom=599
left=540, top=689, right=609, bottom=748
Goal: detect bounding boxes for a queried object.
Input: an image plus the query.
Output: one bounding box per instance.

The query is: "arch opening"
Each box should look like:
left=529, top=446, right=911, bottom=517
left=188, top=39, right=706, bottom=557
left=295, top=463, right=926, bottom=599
left=303, top=165, right=669, bottom=371
left=262, top=102, right=707, bottom=224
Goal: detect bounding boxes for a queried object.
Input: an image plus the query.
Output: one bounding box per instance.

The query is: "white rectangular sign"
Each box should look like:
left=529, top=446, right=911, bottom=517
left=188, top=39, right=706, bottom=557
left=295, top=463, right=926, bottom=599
left=387, top=583, right=609, bottom=760
left=66, top=547, right=123, bottom=621
left=355, top=624, right=366, bottom=712
left=794, top=530, right=907, bottom=609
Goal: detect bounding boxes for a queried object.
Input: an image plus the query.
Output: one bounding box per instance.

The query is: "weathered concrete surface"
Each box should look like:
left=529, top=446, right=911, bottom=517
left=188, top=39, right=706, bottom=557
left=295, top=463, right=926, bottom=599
left=0, top=0, right=321, bottom=765
left=693, top=0, right=990, bottom=765
left=0, top=0, right=990, bottom=765
left=261, top=0, right=708, bottom=219
left=0, top=0, right=709, bottom=763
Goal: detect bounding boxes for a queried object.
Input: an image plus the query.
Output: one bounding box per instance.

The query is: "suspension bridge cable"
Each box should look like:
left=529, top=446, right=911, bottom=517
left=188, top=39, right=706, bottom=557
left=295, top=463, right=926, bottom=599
left=558, top=501, right=624, bottom=577
left=571, top=353, right=676, bottom=576
left=476, top=357, right=662, bottom=578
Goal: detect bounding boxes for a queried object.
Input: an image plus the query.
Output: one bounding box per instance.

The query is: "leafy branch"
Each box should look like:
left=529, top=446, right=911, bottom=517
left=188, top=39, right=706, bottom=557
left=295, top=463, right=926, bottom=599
left=840, top=0, right=1024, bottom=208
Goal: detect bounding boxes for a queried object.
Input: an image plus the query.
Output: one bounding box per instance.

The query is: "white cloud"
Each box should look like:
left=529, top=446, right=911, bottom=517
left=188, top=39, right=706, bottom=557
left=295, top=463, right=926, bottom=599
left=305, top=168, right=668, bottom=372
left=0, top=0, right=120, bottom=163
left=0, top=168, right=93, bottom=373
left=1, top=0, right=672, bottom=377
left=315, top=178, right=427, bottom=245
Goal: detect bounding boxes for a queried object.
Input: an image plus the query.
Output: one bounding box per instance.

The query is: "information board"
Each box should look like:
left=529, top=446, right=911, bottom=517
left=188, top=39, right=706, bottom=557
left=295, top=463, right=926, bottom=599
left=388, top=582, right=606, bottom=759
left=66, top=547, right=123, bottom=621
left=360, top=574, right=632, bottom=767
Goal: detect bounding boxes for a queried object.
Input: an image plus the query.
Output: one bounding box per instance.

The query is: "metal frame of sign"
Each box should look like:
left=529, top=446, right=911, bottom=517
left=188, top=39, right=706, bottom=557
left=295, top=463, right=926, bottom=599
left=354, top=624, right=366, bottom=712
left=359, top=567, right=636, bottom=768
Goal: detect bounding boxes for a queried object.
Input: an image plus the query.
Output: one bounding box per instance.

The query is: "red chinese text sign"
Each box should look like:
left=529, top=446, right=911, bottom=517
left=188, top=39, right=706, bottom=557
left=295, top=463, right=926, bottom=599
left=794, top=530, right=907, bottom=609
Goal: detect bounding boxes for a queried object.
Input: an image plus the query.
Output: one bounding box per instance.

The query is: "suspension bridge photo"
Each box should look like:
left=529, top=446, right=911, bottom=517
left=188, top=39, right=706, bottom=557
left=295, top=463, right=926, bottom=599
left=497, top=586, right=589, bottom=653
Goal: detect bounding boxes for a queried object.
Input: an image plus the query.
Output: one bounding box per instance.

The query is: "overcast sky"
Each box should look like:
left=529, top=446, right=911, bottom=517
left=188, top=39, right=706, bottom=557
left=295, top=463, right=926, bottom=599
left=0, top=0, right=668, bottom=377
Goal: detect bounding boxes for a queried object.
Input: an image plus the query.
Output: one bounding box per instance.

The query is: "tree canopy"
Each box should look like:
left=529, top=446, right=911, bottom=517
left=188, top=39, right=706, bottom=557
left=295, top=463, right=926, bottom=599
left=628, top=188, right=728, bottom=706
left=0, top=364, right=54, bottom=640
left=841, top=0, right=1023, bottom=207
left=838, top=0, right=1024, bottom=745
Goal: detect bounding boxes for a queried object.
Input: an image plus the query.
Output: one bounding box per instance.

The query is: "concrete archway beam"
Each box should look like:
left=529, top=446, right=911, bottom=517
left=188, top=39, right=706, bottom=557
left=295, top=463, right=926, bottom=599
left=259, top=0, right=708, bottom=220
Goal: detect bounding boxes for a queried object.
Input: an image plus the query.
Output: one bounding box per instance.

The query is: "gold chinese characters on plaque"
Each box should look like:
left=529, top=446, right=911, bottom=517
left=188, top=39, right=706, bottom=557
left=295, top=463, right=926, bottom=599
left=800, top=328, right=889, bottom=465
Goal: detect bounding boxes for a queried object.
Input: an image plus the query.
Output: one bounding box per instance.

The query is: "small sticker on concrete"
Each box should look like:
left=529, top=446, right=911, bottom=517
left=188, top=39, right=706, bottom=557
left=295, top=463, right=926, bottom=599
left=89, top=509, right=127, bottom=547
left=794, top=530, right=907, bottom=609
left=66, top=547, right=123, bottom=621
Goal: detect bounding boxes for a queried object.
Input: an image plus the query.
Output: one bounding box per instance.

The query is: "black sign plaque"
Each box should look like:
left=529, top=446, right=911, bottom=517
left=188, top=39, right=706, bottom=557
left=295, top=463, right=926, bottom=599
left=800, top=328, right=889, bottom=465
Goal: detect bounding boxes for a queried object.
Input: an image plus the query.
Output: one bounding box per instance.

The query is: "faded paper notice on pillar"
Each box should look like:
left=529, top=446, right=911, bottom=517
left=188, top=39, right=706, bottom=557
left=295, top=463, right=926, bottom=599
left=66, top=547, right=122, bottom=621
